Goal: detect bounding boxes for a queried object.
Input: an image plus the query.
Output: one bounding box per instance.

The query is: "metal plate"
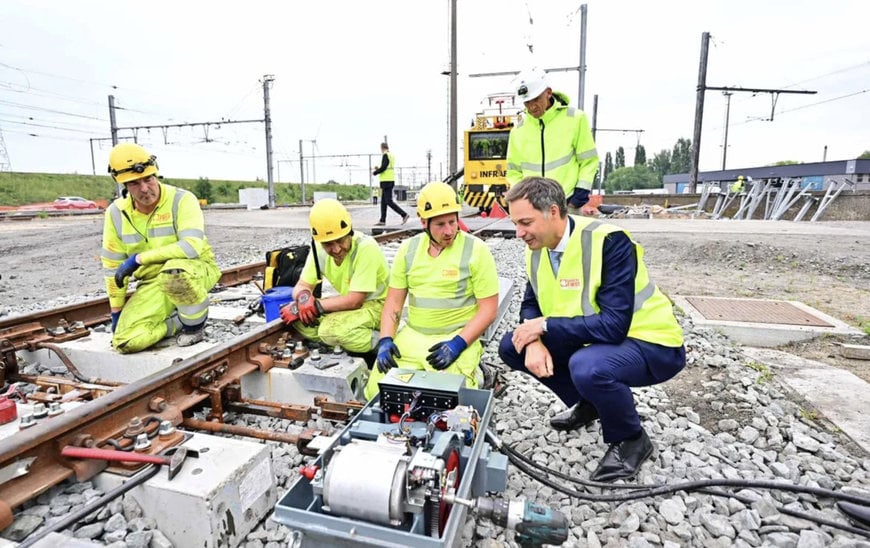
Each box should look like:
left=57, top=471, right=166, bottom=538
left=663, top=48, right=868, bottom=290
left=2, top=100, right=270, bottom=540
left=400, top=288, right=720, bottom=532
left=685, top=297, right=835, bottom=327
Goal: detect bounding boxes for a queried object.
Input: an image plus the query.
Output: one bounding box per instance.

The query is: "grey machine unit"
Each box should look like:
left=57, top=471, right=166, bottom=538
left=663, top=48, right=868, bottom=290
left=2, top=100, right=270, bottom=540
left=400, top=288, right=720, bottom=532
left=273, top=369, right=509, bottom=547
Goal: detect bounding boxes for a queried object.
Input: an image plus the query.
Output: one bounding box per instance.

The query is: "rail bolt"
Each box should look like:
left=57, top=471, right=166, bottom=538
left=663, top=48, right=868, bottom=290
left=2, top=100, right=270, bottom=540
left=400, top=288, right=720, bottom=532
left=149, top=397, right=168, bottom=413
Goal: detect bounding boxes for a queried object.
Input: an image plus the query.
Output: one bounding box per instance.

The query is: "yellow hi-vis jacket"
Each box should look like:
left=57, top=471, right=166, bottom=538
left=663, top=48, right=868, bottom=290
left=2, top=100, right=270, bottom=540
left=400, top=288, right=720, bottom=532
left=526, top=216, right=683, bottom=347
left=506, top=91, right=599, bottom=197
left=378, top=152, right=395, bottom=182
left=101, top=183, right=217, bottom=309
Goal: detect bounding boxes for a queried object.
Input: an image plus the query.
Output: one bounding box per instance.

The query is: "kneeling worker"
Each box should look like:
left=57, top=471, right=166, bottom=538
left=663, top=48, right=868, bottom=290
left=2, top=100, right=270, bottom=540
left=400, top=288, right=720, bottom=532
left=499, top=176, right=685, bottom=482
left=281, top=199, right=389, bottom=356
left=102, top=143, right=220, bottom=353
left=364, top=182, right=499, bottom=400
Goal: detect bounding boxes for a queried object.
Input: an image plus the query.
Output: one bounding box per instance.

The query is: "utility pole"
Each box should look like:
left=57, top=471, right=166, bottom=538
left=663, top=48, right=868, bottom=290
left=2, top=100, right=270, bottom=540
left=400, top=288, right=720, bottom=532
left=0, top=125, right=11, bottom=172
left=689, top=32, right=816, bottom=192
left=108, top=95, right=118, bottom=146
left=591, top=94, right=599, bottom=140
left=721, top=91, right=733, bottom=170
left=262, top=75, right=276, bottom=208
left=689, top=32, right=710, bottom=194
left=448, top=0, right=458, bottom=182
left=298, top=139, right=306, bottom=204
left=427, top=149, right=432, bottom=182
left=577, top=4, right=588, bottom=110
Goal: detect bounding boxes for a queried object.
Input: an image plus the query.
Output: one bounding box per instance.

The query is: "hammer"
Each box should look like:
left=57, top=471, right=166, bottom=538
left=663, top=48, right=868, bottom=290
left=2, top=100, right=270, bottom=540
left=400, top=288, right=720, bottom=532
left=61, top=445, right=198, bottom=480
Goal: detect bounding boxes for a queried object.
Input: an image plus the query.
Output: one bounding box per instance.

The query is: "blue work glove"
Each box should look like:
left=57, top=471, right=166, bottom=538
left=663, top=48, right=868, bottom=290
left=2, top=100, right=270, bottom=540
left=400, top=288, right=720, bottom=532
left=114, top=254, right=140, bottom=288
left=426, top=335, right=467, bottom=370
left=567, top=187, right=590, bottom=208
left=376, top=337, right=401, bottom=374
left=110, top=311, right=121, bottom=332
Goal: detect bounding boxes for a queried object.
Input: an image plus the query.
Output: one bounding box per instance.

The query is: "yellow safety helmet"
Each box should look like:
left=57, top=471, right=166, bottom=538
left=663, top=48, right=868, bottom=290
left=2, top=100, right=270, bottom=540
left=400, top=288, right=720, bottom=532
left=310, top=198, right=352, bottom=242
left=108, top=143, right=159, bottom=184
left=417, top=182, right=462, bottom=220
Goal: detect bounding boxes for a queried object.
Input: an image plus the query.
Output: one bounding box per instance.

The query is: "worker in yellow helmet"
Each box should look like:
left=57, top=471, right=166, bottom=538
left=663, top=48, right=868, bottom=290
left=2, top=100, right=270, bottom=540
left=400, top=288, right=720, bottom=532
left=730, top=175, right=745, bottom=194
left=364, top=182, right=499, bottom=400
left=102, top=143, right=220, bottom=353
left=281, top=198, right=389, bottom=356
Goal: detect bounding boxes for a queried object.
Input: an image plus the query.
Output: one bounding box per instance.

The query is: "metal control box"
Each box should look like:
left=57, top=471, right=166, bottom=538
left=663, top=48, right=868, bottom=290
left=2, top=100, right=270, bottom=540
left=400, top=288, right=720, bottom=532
left=273, top=371, right=508, bottom=547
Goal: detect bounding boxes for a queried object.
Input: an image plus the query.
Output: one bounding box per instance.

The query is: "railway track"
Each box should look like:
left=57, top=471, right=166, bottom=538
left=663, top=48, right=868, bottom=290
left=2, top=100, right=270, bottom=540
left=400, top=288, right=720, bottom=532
left=0, top=219, right=514, bottom=541
left=0, top=225, right=439, bottom=533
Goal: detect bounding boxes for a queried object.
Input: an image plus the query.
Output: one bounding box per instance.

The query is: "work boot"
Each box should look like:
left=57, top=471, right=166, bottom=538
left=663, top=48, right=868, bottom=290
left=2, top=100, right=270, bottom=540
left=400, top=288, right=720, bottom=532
left=373, top=220, right=386, bottom=226
left=401, top=214, right=409, bottom=225
left=176, top=327, right=205, bottom=347
left=549, top=401, right=599, bottom=431
left=590, top=428, right=653, bottom=482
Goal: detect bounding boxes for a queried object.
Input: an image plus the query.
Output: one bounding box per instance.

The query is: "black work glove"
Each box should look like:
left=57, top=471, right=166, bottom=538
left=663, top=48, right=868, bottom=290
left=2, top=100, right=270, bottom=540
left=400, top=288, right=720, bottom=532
left=376, top=337, right=401, bottom=374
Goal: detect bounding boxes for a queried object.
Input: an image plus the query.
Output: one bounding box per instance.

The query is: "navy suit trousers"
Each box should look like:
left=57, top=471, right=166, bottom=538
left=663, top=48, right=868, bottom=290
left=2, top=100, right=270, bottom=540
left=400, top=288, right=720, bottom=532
left=498, top=332, right=685, bottom=443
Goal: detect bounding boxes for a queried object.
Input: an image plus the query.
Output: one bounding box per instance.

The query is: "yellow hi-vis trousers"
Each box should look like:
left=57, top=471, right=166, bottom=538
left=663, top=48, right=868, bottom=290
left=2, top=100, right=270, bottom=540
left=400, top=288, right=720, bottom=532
left=112, top=258, right=221, bottom=354
left=293, top=299, right=384, bottom=354
left=363, top=325, right=482, bottom=400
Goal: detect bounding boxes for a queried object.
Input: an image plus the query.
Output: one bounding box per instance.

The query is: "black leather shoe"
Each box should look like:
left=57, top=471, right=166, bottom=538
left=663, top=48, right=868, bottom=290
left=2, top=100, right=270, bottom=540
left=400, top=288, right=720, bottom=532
left=590, top=428, right=654, bottom=482
left=549, top=402, right=599, bottom=431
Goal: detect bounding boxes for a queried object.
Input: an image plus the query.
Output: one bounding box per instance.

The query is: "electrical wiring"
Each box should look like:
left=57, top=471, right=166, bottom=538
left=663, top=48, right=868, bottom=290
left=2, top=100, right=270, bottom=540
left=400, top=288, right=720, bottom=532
left=486, top=430, right=870, bottom=538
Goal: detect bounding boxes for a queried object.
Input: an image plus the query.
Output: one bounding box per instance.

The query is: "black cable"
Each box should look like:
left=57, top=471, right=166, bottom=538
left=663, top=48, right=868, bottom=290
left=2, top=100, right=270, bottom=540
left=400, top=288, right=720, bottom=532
left=488, top=431, right=870, bottom=539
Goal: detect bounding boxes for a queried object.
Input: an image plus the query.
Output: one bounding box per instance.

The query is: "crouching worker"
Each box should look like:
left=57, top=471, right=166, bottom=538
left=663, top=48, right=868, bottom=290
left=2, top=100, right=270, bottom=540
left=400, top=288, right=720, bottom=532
left=499, top=176, right=685, bottom=482
left=364, top=182, right=499, bottom=400
left=281, top=199, right=389, bottom=357
left=102, top=143, right=220, bottom=353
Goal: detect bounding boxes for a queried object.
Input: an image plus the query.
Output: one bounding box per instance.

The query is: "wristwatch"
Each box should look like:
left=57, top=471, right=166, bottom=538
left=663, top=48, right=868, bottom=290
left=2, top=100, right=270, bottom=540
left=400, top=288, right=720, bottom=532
left=541, top=318, right=548, bottom=333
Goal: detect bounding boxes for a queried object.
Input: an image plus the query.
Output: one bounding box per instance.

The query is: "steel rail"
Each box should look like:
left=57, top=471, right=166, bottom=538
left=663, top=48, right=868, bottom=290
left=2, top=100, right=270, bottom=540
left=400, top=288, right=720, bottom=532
left=0, top=320, right=287, bottom=515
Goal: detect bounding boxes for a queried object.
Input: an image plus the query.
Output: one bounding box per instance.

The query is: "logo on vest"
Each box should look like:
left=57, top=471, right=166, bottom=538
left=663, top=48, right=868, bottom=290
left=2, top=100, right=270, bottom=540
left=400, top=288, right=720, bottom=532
left=560, top=278, right=581, bottom=289
left=155, top=213, right=171, bottom=223
left=441, top=268, right=459, bottom=278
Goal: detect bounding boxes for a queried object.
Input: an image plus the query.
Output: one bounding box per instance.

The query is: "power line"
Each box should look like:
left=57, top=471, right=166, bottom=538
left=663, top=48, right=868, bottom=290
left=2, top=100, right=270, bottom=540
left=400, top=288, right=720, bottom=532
left=0, top=99, right=105, bottom=121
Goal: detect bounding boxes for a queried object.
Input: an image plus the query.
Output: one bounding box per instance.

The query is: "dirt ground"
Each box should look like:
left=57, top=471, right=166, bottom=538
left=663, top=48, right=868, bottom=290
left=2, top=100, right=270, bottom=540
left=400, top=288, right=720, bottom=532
left=635, top=231, right=870, bottom=383
left=2, top=215, right=869, bottom=384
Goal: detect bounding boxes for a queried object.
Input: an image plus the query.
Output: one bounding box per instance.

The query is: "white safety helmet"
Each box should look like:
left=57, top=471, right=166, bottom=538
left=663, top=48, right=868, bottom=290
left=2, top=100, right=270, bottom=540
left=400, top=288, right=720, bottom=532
left=515, top=68, right=549, bottom=102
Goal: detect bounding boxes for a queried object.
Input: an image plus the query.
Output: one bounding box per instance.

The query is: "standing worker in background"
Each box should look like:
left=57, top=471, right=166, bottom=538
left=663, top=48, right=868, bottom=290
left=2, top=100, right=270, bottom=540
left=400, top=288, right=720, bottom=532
left=281, top=199, right=389, bottom=358
left=372, top=142, right=409, bottom=226
left=506, top=68, right=599, bottom=213
left=364, top=182, right=499, bottom=399
left=499, top=177, right=685, bottom=482
left=102, top=143, right=220, bottom=353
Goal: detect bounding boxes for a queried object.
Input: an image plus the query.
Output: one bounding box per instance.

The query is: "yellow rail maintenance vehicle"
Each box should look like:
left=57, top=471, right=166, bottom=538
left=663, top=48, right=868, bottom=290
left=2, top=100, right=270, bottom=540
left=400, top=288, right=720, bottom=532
left=461, top=93, right=523, bottom=214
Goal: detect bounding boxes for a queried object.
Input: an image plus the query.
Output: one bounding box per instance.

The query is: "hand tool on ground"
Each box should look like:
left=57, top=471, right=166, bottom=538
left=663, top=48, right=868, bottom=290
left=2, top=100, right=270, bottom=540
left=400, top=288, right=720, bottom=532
left=234, top=298, right=262, bottom=325
left=443, top=493, right=568, bottom=546
left=61, top=445, right=198, bottom=480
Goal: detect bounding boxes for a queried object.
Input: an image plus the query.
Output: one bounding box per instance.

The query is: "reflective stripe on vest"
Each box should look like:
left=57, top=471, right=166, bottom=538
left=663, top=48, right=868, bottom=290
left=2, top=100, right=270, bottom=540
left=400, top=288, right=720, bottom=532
left=528, top=216, right=682, bottom=346
left=316, top=235, right=387, bottom=302
left=405, top=235, right=477, bottom=334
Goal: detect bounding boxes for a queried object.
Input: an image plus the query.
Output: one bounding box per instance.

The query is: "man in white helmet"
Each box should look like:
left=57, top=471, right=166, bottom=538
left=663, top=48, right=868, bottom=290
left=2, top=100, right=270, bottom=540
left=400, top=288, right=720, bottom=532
left=506, top=68, right=599, bottom=213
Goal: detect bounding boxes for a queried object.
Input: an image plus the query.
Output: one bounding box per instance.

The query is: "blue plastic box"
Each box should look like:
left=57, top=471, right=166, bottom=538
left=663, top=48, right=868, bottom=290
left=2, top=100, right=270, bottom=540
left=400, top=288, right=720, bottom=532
left=262, top=286, right=293, bottom=322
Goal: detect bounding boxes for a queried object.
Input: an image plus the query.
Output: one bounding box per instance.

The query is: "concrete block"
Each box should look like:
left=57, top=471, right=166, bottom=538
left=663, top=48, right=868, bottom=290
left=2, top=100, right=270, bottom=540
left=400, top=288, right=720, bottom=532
left=673, top=296, right=864, bottom=347
left=93, top=433, right=276, bottom=548
left=20, top=331, right=215, bottom=384
left=241, top=353, right=368, bottom=406
left=840, top=343, right=870, bottom=360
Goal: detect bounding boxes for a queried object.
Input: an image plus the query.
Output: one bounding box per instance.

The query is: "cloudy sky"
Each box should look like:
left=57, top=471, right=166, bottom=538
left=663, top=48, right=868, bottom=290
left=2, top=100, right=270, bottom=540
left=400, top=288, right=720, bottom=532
left=2, top=0, right=868, bottom=189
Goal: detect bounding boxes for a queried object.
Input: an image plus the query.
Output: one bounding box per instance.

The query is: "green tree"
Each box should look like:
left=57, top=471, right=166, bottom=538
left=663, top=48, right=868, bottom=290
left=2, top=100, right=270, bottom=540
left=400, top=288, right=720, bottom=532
left=604, top=152, right=613, bottom=183
left=634, top=144, right=646, bottom=166
left=194, top=177, right=213, bottom=203
left=615, top=146, right=625, bottom=169
left=648, top=149, right=672, bottom=183
left=859, top=151, right=870, bottom=159
left=605, top=165, right=661, bottom=192
left=771, top=160, right=800, bottom=166
left=671, top=138, right=692, bottom=173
